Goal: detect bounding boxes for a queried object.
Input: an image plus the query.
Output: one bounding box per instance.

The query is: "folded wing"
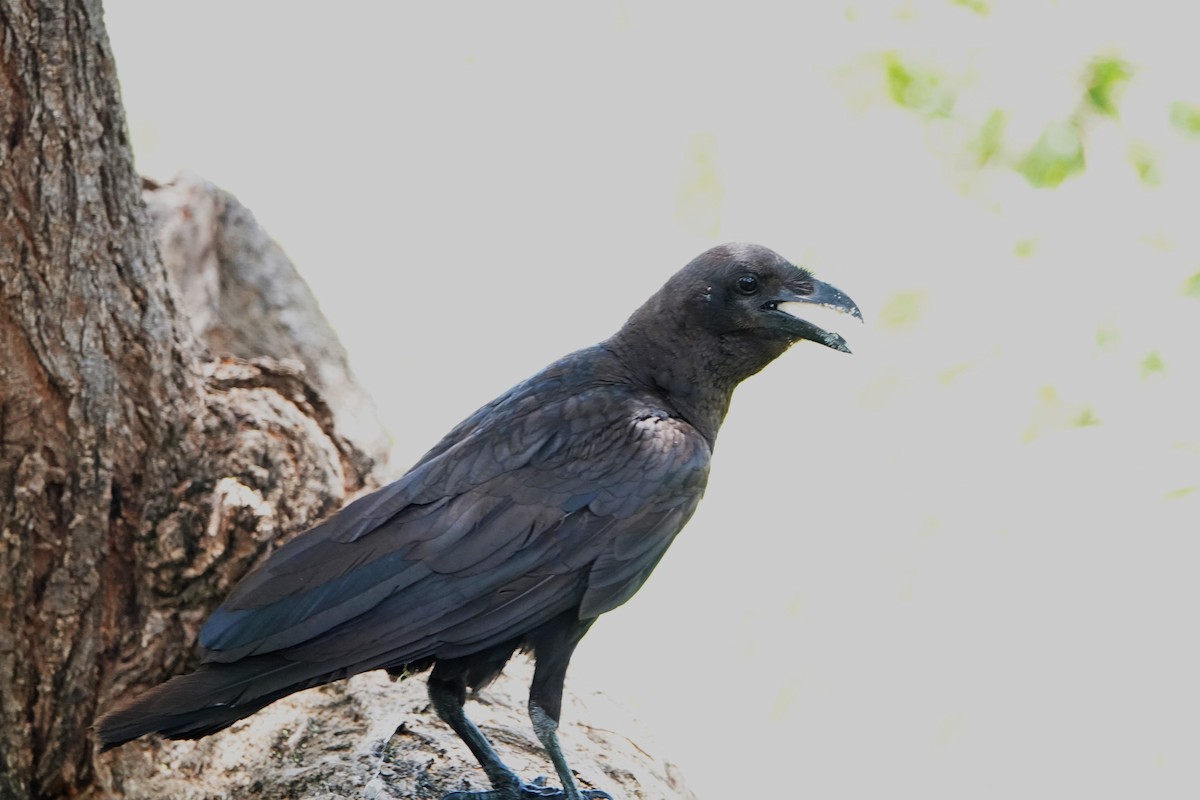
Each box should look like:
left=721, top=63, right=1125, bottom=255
left=199, top=378, right=710, bottom=679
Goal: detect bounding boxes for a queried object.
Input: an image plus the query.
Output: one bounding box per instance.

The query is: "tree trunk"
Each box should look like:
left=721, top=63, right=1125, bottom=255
left=0, top=4, right=371, bottom=797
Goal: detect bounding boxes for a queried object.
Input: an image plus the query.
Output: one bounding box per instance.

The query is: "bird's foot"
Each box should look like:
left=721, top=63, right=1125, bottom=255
left=442, top=775, right=612, bottom=800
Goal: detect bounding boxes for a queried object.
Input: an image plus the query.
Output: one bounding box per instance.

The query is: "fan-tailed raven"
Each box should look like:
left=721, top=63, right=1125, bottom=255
left=98, top=242, right=861, bottom=800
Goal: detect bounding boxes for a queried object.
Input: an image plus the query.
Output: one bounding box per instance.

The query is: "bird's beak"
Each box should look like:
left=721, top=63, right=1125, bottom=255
left=772, top=278, right=863, bottom=353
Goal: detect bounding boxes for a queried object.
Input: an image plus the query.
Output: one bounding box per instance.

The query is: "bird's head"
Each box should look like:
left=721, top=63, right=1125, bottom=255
left=674, top=242, right=862, bottom=353
left=609, top=242, right=862, bottom=440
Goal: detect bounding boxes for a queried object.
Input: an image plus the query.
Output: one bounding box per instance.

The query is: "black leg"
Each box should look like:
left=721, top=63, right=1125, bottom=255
left=426, top=614, right=612, bottom=800
left=526, top=704, right=611, bottom=800
left=428, top=669, right=525, bottom=799
left=526, top=614, right=611, bottom=800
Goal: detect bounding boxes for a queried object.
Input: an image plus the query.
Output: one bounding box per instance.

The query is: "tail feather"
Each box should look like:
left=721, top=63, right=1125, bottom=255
left=96, top=656, right=332, bottom=751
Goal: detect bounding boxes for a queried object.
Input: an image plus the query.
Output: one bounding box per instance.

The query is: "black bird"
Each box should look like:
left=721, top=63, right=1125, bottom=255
left=97, top=243, right=861, bottom=800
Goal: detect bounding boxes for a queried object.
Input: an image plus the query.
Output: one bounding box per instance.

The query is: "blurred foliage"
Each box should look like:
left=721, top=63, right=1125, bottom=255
left=867, top=17, right=1199, bottom=468
left=1024, top=387, right=1101, bottom=442
left=1013, top=238, right=1038, bottom=259
left=1169, top=101, right=1200, bottom=137
left=949, top=0, right=990, bottom=16
left=938, top=360, right=976, bottom=385
left=971, top=109, right=1007, bottom=166
left=879, top=291, right=925, bottom=329
left=1141, top=351, right=1167, bottom=380
left=1164, top=485, right=1199, bottom=500
left=1084, top=57, right=1133, bottom=117
left=1128, top=140, right=1161, bottom=185
left=1017, top=120, right=1086, bottom=188
left=878, top=47, right=1171, bottom=189
left=884, top=53, right=955, bottom=118
left=1095, top=322, right=1122, bottom=353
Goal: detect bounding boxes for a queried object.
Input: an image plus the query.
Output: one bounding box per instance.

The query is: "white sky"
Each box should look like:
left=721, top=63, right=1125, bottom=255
left=104, top=2, right=1200, bottom=797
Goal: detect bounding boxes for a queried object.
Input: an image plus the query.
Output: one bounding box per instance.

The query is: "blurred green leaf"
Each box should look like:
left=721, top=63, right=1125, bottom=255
left=1143, top=232, right=1174, bottom=251
left=1024, top=386, right=1101, bottom=441
left=879, top=290, right=925, bottom=329
left=1017, top=119, right=1085, bottom=188
left=972, top=109, right=1007, bottom=166
left=1165, top=485, right=1199, bottom=500
left=1169, top=101, right=1200, bottom=138
left=938, top=361, right=973, bottom=385
left=1129, top=140, right=1161, bottom=185
left=949, top=0, right=990, bottom=15
left=1182, top=272, right=1200, bottom=298
left=1095, top=322, right=1121, bottom=352
left=884, top=53, right=955, bottom=118
left=1014, top=238, right=1039, bottom=258
left=1084, top=57, right=1132, bottom=117
left=1141, top=351, right=1166, bottom=379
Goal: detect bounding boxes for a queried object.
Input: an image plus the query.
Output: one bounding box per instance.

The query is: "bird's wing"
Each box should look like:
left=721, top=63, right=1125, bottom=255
left=198, top=377, right=709, bottom=669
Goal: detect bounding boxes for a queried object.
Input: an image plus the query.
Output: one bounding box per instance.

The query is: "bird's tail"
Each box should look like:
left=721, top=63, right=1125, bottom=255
left=95, top=657, right=320, bottom=751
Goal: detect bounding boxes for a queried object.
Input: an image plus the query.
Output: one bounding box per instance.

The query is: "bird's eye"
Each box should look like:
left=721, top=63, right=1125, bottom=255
left=736, top=275, right=759, bottom=295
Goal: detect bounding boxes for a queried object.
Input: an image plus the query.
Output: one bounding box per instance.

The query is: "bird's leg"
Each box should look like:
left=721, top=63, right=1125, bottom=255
left=429, top=614, right=611, bottom=800
left=526, top=614, right=611, bottom=800
left=527, top=702, right=610, bottom=800
left=427, top=671, right=522, bottom=799
left=431, top=665, right=598, bottom=800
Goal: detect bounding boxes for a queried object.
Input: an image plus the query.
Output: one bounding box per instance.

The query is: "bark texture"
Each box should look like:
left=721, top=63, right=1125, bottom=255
left=143, top=174, right=390, bottom=469
left=0, top=4, right=370, bottom=797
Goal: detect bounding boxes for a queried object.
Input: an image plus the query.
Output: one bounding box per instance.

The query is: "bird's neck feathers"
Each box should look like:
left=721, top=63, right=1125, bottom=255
left=604, top=289, right=790, bottom=445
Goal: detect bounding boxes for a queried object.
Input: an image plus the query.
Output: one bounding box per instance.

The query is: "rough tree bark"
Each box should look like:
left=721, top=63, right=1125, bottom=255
left=0, top=3, right=371, bottom=797
left=143, top=174, right=390, bottom=468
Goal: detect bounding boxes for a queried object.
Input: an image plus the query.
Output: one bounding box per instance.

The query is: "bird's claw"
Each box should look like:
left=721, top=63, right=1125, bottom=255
left=442, top=783, right=612, bottom=800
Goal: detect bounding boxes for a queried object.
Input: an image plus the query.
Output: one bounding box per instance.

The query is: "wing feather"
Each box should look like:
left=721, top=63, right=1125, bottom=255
left=198, top=359, right=711, bottom=680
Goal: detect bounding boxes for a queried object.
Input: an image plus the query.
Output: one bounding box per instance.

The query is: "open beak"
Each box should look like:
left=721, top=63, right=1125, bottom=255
left=772, top=278, right=863, bottom=353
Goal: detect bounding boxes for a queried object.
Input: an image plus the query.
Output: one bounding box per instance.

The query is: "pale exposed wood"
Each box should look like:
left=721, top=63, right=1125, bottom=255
left=144, top=174, right=389, bottom=469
